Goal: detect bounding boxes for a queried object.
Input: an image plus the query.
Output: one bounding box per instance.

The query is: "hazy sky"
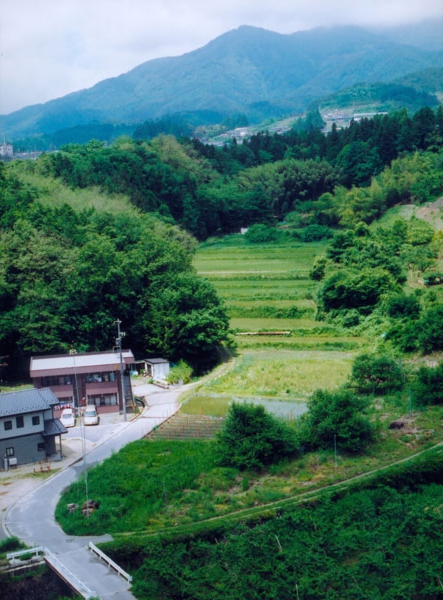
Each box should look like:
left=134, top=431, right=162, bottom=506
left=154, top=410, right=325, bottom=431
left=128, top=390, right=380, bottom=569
left=1, top=0, right=443, bottom=115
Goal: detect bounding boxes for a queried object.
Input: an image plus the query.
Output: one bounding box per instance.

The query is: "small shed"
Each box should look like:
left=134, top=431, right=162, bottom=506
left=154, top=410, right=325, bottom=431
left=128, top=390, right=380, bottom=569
left=137, top=358, right=170, bottom=381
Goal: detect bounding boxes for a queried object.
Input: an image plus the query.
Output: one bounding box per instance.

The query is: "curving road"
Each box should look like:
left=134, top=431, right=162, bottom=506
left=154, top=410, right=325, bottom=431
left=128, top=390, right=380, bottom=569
left=3, top=384, right=181, bottom=600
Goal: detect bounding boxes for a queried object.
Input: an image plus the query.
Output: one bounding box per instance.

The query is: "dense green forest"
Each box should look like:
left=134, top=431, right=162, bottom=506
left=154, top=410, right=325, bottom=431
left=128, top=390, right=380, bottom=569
left=22, top=106, right=443, bottom=241
left=4, top=103, right=443, bottom=598
left=2, top=105, right=443, bottom=372
left=0, top=161, right=230, bottom=372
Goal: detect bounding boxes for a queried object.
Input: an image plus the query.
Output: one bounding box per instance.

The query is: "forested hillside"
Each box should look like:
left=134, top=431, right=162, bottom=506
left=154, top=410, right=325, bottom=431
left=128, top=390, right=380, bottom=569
left=2, top=104, right=443, bottom=375
left=5, top=100, right=443, bottom=598
left=0, top=161, right=230, bottom=374
left=24, top=106, right=443, bottom=238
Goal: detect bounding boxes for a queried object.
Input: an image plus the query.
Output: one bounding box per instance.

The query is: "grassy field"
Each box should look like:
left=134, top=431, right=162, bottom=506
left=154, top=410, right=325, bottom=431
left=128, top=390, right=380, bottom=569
left=189, top=235, right=370, bottom=418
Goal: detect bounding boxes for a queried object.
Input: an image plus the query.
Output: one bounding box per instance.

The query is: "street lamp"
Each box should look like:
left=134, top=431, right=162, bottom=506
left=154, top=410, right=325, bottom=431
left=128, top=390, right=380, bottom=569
left=114, top=319, right=126, bottom=422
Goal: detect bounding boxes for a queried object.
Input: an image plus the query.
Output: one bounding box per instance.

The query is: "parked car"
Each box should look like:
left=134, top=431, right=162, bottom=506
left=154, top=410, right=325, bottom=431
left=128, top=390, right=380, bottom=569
left=83, top=406, right=99, bottom=426
left=61, top=408, right=76, bottom=428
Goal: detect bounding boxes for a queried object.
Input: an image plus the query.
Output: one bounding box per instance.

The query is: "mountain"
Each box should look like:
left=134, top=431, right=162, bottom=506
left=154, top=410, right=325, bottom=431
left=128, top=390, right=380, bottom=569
left=317, top=66, right=443, bottom=116
left=373, top=18, right=443, bottom=52
left=1, top=24, right=442, bottom=142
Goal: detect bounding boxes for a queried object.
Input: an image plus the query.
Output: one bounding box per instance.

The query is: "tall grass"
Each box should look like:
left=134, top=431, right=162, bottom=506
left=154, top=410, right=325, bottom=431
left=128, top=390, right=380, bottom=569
left=56, top=439, right=216, bottom=534
left=11, top=169, right=134, bottom=214
left=200, top=350, right=354, bottom=399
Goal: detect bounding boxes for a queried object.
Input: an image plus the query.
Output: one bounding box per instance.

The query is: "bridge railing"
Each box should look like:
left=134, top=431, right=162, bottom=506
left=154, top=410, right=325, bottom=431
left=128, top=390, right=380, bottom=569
left=89, top=541, right=132, bottom=582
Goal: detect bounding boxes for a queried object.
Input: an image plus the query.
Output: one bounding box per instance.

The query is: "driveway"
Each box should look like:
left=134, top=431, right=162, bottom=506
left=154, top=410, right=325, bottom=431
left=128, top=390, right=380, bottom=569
left=2, top=382, right=182, bottom=599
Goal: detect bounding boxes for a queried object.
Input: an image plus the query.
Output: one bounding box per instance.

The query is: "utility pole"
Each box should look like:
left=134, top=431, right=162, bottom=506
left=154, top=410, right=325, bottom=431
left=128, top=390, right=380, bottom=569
left=115, top=319, right=126, bottom=422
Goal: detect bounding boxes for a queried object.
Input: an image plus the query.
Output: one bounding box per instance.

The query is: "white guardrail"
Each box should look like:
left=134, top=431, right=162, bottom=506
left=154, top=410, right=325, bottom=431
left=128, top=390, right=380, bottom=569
left=7, top=546, right=45, bottom=560
left=45, top=548, right=97, bottom=599
left=89, top=541, right=133, bottom=582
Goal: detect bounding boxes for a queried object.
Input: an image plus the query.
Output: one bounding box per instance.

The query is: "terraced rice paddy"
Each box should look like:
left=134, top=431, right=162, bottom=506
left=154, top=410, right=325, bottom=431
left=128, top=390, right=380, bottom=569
left=187, top=234, right=368, bottom=419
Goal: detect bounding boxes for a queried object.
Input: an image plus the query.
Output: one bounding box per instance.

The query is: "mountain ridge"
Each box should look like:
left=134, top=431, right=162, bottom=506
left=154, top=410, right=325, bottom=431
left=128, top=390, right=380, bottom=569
left=1, top=24, right=442, bottom=141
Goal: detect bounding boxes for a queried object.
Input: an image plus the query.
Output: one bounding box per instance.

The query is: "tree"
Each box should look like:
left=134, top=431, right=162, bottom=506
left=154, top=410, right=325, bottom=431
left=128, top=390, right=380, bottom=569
left=386, top=293, right=421, bottom=319
left=300, top=388, right=374, bottom=453
left=244, top=224, right=279, bottom=243
left=350, top=354, right=405, bottom=394
left=411, top=362, right=443, bottom=407
left=417, top=304, right=443, bottom=354
left=319, top=268, right=394, bottom=314
left=215, top=402, right=298, bottom=470
left=336, top=141, right=382, bottom=187
left=0, top=163, right=230, bottom=371
left=143, top=272, right=230, bottom=372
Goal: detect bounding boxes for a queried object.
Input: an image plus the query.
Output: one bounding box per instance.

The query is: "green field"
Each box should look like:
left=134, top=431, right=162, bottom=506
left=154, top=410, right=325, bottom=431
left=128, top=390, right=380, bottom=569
left=190, top=236, right=369, bottom=417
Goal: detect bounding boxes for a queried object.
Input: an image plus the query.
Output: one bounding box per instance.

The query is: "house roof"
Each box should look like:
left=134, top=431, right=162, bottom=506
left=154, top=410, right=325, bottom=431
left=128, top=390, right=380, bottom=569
left=30, top=350, right=135, bottom=378
left=43, top=418, right=67, bottom=436
left=0, top=388, right=59, bottom=417
left=140, top=358, right=169, bottom=364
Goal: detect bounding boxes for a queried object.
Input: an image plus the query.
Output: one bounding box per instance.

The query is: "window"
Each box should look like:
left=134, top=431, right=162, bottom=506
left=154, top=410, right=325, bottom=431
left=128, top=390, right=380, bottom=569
left=16, top=416, right=24, bottom=428
left=42, top=375, right=65, bottom=386
left=5, top=447, right=14, bottom=457
left=37, top=443, right=45, bottom=452
left=4, top=420, right=12, bottom=431
left=87, top=371, right=115, bottom=383
left=32, top=415, right=40, bottom=426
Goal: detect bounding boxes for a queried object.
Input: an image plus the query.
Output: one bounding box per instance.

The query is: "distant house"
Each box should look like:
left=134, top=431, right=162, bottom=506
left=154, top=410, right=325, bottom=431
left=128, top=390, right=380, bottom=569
left=0, top=388, right=67, bottom=467
left=135, top=358, right=170, bottom=381
left=0, top=140, right=13, bottom=158
left=30, top=350, right=135, bottom=414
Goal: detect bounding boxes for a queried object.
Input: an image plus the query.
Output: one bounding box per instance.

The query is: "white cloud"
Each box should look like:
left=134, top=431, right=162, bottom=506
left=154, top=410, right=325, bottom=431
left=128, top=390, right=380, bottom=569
left=1, top=0, right=443, bottom=114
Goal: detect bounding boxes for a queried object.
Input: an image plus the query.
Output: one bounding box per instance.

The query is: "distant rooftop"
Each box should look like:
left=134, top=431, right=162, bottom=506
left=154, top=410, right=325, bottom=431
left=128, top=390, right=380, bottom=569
left=30, top=350, right=134, bottom=378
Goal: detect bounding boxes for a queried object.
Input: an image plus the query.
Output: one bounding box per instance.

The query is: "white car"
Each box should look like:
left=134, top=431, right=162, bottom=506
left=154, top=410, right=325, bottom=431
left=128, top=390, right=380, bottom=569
left=61, top=408, right=76, bottom=428
left=83, top=407, right=99, bottom=426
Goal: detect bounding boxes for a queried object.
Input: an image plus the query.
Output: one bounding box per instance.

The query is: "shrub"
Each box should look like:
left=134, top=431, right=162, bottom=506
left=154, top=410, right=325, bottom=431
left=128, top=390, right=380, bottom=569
left=300, top=388, right=374, bottom=453
left=0, top=537, right=24, bottom=554
left=309, top=256, right=327, bottom=281
left=300, top=224, right=333, bottom=242
left=244, top=224, right=279, bottom=244
left=386, top=321, right=420, bottom=353
left=386, top=293, right=421, bottom=319
left=417, top=304, right=443, bottom=353
left=166, top=360, right=193, bottom=384
left=411, top=362, right=443, bottom=407
left=319, top=268, right=394, bottom=313
left=215, top=402, right=299, bottom=470
left=350, top=353, right=405, bottom=394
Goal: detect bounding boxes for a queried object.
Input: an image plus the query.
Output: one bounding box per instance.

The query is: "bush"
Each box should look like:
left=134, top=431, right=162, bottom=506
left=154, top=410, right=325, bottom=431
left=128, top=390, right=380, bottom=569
left=309, top=256, right=327, bottom=281
left=350, top=353, right=405, bottom=394
left=0, top=536, right=24, bottom=554
left=166, top=360, right=193, bottom=384
left=300, top=224, right=333, bottom=242
left=319, top=268, right=394, bottom=313
left=300, top=388, right=374, bottom=453
left=386, top=293, right=421, bottom=319
left=215, top=402, right=299, bottom=470
left=417, top=304, right=443, bottom=353
left=411, top=362, right=443, bottom=407
left=244, top=224, right=279, bottom=244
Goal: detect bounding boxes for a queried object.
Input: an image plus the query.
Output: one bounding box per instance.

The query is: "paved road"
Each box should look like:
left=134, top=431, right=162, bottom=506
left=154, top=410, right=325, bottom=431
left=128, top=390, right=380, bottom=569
left=3, top=384, right=182, bottom=599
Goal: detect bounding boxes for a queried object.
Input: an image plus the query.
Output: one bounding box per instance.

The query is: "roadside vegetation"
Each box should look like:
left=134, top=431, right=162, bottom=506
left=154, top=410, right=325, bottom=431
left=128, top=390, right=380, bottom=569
left=0, top=537, right=78, bottom=599
left=3, top=104, right=443, bottom=598
left=56, top=232, right=443, bottom=598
